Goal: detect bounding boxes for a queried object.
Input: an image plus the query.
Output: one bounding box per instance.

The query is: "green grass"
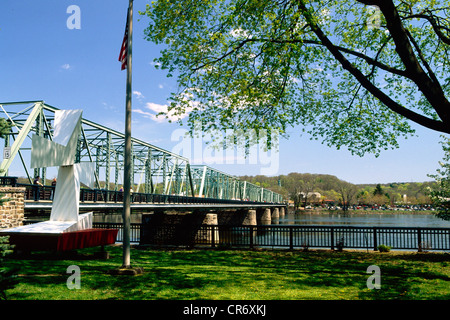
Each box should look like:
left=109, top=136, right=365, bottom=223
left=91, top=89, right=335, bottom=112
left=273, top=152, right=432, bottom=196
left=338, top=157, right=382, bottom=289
left=3, top=246, right=450, bottom=300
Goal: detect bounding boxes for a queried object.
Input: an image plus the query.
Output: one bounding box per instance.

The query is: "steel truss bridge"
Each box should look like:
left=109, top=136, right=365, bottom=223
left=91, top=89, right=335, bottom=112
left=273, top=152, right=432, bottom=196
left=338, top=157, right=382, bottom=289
left=0, top=101, right=283, bottom=204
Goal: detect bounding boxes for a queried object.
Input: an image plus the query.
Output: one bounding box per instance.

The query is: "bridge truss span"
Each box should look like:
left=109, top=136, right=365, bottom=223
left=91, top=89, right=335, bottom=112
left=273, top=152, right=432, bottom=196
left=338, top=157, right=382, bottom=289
left=0, top=101, right=283, bottom=204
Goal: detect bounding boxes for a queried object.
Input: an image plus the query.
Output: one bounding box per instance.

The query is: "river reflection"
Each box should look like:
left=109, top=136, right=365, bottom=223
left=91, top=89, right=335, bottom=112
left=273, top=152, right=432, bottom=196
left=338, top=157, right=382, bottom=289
left=93, top=211, right=450, bottom=228
left=278, top=212, right=450, bottom=228
left=92, top=212, right=142, bottom=224
left=91, top=211, right=450, bottom=249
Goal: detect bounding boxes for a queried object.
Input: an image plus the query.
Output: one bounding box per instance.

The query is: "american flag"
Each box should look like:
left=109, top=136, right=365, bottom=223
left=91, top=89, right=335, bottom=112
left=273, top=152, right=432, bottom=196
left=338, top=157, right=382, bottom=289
left=118, top=9, right=129, bottom=70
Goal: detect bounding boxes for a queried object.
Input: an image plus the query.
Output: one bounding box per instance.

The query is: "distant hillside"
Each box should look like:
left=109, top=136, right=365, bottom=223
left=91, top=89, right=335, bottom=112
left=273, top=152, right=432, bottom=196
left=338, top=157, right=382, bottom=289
left=239, top=172, right=435, bottom=206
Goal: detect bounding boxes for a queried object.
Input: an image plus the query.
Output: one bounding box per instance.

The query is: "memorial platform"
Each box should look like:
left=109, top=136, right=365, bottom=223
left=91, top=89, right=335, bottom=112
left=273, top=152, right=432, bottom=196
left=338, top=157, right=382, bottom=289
left=0, top=212, right=118, bottom=252
left=2, top=228, right=118, bottom=252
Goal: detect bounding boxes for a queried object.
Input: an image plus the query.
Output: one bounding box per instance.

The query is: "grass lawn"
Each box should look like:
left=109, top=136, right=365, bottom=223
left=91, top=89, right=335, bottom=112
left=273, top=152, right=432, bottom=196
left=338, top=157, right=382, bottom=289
left=2, top=245, right=450, bottom=300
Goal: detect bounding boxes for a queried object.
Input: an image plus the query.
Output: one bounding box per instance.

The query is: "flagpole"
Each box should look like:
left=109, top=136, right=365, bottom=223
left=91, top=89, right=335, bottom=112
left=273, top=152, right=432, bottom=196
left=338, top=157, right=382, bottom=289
left=122, top=0, right=133, bottom=269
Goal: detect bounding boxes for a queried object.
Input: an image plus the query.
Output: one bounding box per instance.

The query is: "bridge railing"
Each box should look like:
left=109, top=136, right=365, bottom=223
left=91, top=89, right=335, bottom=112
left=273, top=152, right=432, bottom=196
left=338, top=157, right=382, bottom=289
left=89, top=222, right=450, bottom=252
left=0, top=176, right=18, bottom=186
left=7, top=180, right=284, bottom=205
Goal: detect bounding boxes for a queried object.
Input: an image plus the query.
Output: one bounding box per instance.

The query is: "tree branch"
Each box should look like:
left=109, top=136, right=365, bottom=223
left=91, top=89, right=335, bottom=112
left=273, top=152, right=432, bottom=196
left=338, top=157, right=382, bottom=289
left=311, top=40, right=410, bottom=79
left=405, top=28, right=440, bottom=85
left=198, top=35, right=411, bottom=80
left=376, top=0, right=450, bottom=126
left=297, top=0, right=450, bottom=134
left=401, top=12, right=450, bottom=45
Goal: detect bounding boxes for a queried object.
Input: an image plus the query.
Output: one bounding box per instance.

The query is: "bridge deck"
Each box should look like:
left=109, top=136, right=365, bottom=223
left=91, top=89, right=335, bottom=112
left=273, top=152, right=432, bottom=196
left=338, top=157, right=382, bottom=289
left=20, top=181, right=285, bottom=211
left=25, top=201, right=284, bottom=211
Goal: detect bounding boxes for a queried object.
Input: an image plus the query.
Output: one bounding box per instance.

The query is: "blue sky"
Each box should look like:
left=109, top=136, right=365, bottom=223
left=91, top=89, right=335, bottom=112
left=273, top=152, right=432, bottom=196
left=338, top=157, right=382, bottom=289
left=0, top=0, right=446, bottom=184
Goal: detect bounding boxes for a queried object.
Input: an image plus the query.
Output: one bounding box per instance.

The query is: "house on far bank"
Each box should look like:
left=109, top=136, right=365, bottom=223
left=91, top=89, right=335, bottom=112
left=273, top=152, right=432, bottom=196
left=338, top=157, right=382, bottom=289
left=299, top=192, right=322, bottom=204
left=289, top=192, right=324, bottom=209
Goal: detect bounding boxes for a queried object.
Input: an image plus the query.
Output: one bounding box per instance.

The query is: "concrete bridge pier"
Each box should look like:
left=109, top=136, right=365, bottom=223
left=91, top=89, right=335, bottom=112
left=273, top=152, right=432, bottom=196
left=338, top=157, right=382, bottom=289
left=257, top=208, right=271, bottom=225
left=271, top=207, right=279, bottom=225
left=243, top=209, right=257, bottom=243
left=279, top=206, right=285, bottom=218
left=195, top=212, right=219, bottom=244
left=242, top=209, right=257, bottom=226
left=139, top=207, right=286, bottom=247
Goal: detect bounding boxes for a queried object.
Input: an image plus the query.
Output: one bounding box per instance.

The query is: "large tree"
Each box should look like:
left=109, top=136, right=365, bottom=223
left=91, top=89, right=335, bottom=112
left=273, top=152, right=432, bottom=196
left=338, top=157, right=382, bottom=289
left=428, top=136, right=450, bottom=220
left=142, top=0, right=450, bottom=156
left=337, top=181, right=358, bottom=212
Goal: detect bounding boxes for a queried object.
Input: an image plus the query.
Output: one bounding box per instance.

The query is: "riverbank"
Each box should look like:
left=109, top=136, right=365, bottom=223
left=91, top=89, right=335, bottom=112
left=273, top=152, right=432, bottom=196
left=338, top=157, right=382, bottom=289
left=290, top=208, right=437, bottom=215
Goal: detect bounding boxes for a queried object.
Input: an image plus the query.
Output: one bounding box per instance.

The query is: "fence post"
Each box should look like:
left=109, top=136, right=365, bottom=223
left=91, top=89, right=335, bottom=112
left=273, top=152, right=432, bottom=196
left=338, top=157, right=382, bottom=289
left=373, top=227, right=378, bottom=251
left=249, top=226, right=254, bottom=249
left=211, top=225, right=216, bottom=248
left=330, top=227, right=334, bottom=250
left=139, top=222, right=144, bottom=245
left=289, top=227, right=294, bottom=250
left=448, top=229, right=450, bottom=251
left=417, top=228, right=422, bottom=252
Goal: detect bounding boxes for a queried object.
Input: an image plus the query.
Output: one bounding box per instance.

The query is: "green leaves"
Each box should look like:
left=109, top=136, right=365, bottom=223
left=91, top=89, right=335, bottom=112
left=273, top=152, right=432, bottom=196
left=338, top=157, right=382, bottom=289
left=141, top=0, right=450, bottom=156
left=0, top=118, right=11, bottom=139
left=0, top=236, right=17, bottom=300
left=428, top=136, right=450, bottom=220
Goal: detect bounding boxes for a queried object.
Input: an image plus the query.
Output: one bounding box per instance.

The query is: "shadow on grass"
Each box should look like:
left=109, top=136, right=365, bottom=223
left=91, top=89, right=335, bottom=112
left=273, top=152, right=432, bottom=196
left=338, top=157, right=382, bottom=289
left=3, top=247, right=450, bottom=300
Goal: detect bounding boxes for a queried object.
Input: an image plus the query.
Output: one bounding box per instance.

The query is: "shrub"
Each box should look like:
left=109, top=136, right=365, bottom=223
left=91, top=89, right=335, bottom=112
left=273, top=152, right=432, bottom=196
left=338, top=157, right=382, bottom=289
left=0, top=236, right=17, bottom=300
left=336, top=237, right=345, bottom=252
left=377, top=244, right=391, bottom=252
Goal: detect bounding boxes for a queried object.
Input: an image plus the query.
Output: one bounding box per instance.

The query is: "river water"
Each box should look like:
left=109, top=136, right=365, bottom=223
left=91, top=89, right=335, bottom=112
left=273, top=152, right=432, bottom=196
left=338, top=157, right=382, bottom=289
left=278, top=212, right=450, bottom=228
left=93, top=211, right=450, bottom=249
left=93, top=210, right=450, bottom=228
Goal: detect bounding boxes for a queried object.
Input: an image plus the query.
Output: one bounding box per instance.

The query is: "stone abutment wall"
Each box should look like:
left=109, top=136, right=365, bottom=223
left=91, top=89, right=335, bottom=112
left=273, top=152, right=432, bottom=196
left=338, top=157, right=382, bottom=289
left=0, top=187, right=26, bottom=229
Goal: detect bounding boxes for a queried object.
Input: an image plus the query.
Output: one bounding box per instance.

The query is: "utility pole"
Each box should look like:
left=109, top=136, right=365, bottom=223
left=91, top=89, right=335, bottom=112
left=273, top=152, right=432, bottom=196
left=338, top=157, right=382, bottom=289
left=122, top=0, right=133, bottom=269
left=111, top=0, right=142, bottom=275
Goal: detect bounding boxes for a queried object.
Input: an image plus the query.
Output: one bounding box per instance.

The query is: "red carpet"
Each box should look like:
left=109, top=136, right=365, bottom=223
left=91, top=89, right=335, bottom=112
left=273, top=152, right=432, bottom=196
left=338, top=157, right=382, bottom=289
left=5, top=228, right=118, bottom=252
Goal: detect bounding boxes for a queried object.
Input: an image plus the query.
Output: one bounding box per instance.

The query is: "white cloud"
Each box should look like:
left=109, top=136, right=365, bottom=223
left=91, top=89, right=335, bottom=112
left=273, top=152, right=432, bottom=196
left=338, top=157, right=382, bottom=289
left=133, top=91, right=145, bottom=100
left=149, top=61, right=161, bottom=68
left=145, top=102, right=168, bottom=114
left=101, top=101, right=119, bottom=112
left=133, top=101, right=195, bottom=123
left=60, top=64, right=71, bottom=70
left=133, top=109, right=160, bottom=122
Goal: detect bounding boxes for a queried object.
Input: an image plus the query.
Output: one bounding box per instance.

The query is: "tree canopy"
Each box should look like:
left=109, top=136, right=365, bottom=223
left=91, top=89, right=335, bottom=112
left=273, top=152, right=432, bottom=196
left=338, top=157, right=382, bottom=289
left=0, top=119, right=11, bottom=139
left=428, top=136, right=450, bottom=220
left=142, top=0, right=450, bottom=156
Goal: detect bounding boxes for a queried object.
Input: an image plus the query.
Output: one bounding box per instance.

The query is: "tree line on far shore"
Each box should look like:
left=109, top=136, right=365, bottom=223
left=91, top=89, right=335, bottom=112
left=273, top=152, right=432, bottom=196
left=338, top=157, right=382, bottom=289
left=239, top=172, right=435, bottom=210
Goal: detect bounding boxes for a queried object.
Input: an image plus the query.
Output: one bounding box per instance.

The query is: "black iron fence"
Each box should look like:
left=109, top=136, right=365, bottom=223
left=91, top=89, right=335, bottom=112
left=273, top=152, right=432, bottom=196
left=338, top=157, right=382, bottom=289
left=94, top=222, right=142, bottom=243
left=92, top=223, right=450, bottom=252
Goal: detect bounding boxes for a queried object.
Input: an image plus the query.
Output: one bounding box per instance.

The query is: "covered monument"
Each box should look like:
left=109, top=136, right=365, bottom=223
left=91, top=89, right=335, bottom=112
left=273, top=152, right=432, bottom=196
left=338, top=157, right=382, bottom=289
left=0, top=109, right=117, bottom=252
